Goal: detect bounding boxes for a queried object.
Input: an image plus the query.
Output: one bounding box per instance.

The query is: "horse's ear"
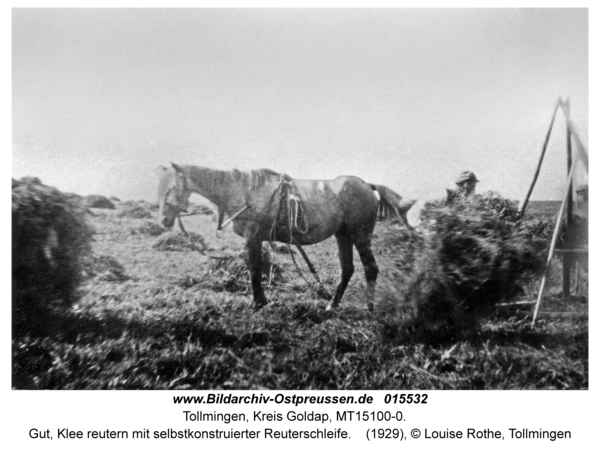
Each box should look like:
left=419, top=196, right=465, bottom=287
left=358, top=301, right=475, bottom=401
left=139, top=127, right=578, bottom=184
left=171, top=162, right=184, bottom=174
left=155, top=165, right=167, bottom=177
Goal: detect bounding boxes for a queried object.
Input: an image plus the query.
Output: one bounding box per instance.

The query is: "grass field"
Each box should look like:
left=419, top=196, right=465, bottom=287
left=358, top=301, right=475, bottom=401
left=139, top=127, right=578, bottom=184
left=13, top=198, right=588, bottom=390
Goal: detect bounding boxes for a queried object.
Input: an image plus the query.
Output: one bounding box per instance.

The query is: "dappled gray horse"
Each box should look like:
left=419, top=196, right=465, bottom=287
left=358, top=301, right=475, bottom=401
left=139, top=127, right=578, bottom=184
left=156, top=163, right=410, bottom=310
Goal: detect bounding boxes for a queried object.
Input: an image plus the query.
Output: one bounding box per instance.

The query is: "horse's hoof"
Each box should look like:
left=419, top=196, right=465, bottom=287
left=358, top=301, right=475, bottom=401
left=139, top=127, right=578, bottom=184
left=326, top=302, right=339, bottom=312
left=317, top=288, right=332, bottom=301
left=253, top=301, right=268, bottom=311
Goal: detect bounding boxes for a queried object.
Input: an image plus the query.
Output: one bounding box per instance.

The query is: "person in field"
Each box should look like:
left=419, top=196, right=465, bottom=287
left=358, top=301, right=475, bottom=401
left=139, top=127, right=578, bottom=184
left=445, top=171, right=480, bottom=204
left=406, top=171, right=480, bottom=231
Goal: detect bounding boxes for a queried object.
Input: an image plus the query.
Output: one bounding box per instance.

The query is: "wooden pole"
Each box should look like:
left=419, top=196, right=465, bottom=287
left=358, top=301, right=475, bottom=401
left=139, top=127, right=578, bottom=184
left=563, top=99, right=573, bottom=300
left=518, top=99, right=562, bottom=217
left=532, top=159, right=577, bottom=326
left=564, top=115, right=589, bottom=171
left=564, top=99, right=574, bottom=222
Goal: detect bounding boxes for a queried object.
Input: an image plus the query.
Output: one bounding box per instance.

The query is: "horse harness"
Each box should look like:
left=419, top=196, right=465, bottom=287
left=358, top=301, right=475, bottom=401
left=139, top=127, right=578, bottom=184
left=268, top=174, right=309, bottom=243
left=178, top=173, right=308, bottom=240
left=176, top=173, right=330, bottom=299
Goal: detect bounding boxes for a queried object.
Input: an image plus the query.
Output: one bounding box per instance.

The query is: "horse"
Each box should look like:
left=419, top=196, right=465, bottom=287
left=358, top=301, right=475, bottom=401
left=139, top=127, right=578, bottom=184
left=156, top=163, right=412, bottom=310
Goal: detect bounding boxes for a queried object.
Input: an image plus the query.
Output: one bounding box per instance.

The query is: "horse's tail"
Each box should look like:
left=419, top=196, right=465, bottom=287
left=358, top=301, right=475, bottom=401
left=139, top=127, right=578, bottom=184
left=370, top=184, right=418, bottom=228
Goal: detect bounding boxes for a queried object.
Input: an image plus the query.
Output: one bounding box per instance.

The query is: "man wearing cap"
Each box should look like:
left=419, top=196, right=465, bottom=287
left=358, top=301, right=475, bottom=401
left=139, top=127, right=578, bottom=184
left=407, top=170, right=481, bottom=231
left=446, top=171, right=479, bottom=204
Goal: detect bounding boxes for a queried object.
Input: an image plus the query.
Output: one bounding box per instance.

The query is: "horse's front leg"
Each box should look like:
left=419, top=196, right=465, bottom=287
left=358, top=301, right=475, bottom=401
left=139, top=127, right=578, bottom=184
left=245, top=234, right=268, bottom=309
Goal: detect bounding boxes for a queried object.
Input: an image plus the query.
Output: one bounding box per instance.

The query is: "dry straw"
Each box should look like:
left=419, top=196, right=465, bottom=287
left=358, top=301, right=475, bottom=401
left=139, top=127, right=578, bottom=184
left=12, top=179, right=93, bottom=336
left=375, top=192, right=549, bottom=343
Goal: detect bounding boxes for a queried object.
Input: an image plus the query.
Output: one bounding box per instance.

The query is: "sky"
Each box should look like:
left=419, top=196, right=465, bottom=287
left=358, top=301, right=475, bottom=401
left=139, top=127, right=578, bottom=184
left=12, top=8, right=588, bottom=203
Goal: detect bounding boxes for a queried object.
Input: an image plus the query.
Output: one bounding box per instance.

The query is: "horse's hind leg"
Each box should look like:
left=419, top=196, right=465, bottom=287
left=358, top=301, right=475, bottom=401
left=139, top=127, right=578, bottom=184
left=245, top=234, right=268, bottom=309
left=328, top=231, right=355, bottom=310
left=353, top=236, right=379, bottom=311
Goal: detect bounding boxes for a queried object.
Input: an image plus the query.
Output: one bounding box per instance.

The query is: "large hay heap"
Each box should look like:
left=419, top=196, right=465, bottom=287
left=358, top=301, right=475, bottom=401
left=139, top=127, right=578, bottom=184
left=12, top=179, right=93, bottom=336
left=376, top=192, right=548, bottom=342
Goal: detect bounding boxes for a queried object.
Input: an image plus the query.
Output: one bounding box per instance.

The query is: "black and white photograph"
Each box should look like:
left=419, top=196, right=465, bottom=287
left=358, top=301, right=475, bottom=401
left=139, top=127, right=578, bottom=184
left=12, top=6, right=589, bottom=395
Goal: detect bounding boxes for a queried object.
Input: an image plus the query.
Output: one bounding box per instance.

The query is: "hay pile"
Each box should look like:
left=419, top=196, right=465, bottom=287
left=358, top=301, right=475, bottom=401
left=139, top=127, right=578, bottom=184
left=84, top=195, right=115, bottom=209
left=12, top=179, right=93, bottom=336
left=19, top=176, right=43, bottom=185
left=117, top=200, right=157, bottom=219
left=518, top=205, right=588, bottom=246
left=376, top=192, right=547, bottom=343
left=203, top=245, right=283, bottom=293
left=152, top=231, right=207, bottom=252
left=130, top=221, right=165, bottom=236
left=83, top=255, right=129, bottom=282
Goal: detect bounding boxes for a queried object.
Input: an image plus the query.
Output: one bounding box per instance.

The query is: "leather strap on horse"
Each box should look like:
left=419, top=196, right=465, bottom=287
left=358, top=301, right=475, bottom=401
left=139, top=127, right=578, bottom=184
left=289, top=244, right=332, bottom=300
left=267, top=174, right=331, bottom=299
left=177, top=215, right=189, bottom=236
left=269, top=174, right=308, bottom=242
left=221, top=204, right=251, bottom=229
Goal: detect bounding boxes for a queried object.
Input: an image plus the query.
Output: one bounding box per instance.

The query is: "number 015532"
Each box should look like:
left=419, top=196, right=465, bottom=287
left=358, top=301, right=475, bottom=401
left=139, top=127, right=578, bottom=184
left=384, top=393, right=428, bottom=404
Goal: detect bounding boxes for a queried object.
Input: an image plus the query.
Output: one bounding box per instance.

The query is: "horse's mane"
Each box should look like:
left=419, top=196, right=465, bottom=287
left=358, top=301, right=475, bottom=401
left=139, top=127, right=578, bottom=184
left=232, top=168, right=281, bottom=190
left=186, top=166, right=280, bottom=193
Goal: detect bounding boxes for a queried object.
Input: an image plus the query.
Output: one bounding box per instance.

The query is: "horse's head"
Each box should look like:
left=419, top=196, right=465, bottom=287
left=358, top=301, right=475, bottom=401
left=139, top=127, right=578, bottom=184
left=155, top=163, right=192, bottom=229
